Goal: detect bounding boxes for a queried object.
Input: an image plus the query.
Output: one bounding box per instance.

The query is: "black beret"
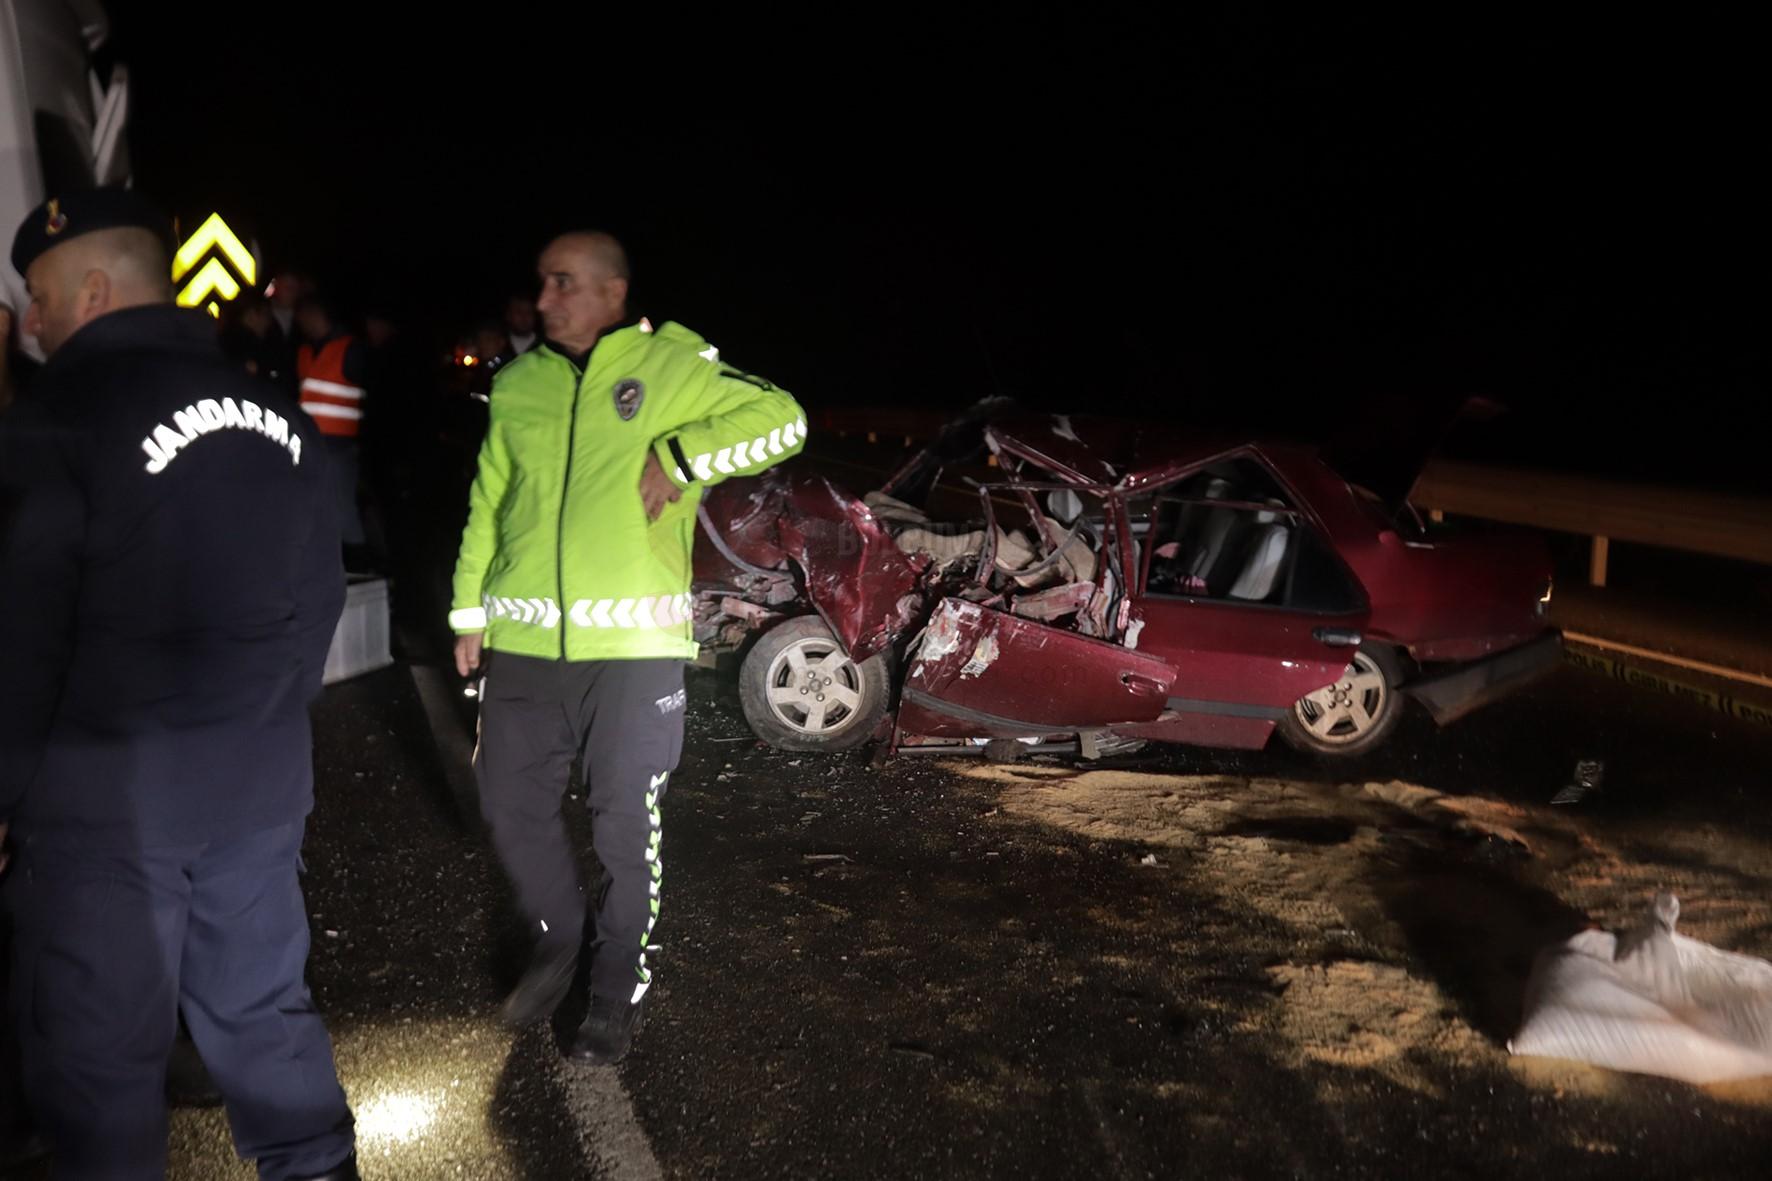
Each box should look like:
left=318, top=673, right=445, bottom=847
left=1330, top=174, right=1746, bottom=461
left=11, top=188, right=173, bottom=275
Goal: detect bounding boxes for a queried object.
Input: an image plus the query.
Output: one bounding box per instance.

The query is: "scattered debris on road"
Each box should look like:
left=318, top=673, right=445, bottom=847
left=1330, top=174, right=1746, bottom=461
left=1551, top=759, right=1606, bottom=805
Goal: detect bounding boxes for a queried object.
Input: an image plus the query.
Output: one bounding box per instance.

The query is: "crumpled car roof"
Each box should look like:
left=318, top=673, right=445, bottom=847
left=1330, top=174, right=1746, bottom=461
left=985, top=413, right=1248, bottom=489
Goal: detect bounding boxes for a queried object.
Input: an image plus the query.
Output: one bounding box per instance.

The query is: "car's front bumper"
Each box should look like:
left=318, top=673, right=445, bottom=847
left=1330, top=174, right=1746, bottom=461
left=1403, top=631, right=1563, bottom=725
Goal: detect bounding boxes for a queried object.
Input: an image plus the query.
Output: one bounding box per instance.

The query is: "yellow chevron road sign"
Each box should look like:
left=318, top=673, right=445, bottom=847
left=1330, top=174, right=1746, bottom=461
left=172, top=213, right=256, bottom=317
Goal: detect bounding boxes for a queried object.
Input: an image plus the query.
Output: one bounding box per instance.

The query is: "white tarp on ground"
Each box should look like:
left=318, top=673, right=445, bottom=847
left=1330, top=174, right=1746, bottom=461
left=1510, top=893, right=1772, bottom=1084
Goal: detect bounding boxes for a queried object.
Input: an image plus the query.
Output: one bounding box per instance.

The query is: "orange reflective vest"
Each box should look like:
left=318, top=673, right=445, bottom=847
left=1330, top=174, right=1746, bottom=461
left=296, top=336, right=365, bottom=438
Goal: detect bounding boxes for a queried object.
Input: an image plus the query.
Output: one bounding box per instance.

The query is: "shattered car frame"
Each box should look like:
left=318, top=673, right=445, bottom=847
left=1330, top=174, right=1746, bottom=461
left=691, top=404, right=1560, bottom=759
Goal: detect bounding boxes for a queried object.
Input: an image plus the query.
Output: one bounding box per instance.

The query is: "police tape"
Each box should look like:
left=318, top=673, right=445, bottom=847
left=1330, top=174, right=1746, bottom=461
left=1561, top=642, right=1772, bottom=731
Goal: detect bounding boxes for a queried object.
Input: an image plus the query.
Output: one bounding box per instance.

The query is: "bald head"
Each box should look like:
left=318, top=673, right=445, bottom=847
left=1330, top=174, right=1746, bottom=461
left=23, top=227, right=172, bottom=355
left=552, top=232, right=630, bottom=281
left=536, top=231, right=631, bottom=352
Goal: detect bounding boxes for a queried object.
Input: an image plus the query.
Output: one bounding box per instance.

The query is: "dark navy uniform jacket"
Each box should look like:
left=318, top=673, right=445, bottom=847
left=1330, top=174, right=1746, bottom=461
left=0, top=305, right=343, bottom=850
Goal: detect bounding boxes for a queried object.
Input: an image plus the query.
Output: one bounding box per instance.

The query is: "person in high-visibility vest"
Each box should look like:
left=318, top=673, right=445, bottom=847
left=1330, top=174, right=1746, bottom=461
left=294, top=294, right=368, bottom=554
left=451, top=231, right=806, bottom=1065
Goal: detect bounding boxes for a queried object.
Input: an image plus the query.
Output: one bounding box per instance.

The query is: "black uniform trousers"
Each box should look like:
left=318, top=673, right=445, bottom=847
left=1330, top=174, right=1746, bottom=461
left=476, top=654, right=685, bottom=1004
left=6, top=821, right=354, bottom=1180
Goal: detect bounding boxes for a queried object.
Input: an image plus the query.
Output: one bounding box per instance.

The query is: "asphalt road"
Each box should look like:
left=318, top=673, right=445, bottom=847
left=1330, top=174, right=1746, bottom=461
left=9, top=651, right=1772, bottom=1180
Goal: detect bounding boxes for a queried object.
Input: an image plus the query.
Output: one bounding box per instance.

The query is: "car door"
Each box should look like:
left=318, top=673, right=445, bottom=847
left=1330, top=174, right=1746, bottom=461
left=898, top=598, right=1178, bottom=739
left=1126, top=458, right=1371, bottom=741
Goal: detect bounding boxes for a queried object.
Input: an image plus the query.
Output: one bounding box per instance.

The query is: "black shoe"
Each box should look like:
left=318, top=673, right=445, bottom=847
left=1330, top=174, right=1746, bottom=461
left=287, top=1152, right=360, bottom=1181
left=500, top=944, right=578, bottom=1027
left=566, top=994, right=645, bottom=1065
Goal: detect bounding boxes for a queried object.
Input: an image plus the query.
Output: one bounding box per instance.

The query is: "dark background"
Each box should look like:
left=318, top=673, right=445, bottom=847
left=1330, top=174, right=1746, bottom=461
left=107, top=6, right=1763, bottom=490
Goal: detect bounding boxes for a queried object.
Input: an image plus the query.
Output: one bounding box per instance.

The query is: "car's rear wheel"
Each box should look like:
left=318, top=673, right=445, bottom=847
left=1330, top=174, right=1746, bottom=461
left=739, top=616, right=892, bottom=752
left=1276, top=647, right=1402, bottom=758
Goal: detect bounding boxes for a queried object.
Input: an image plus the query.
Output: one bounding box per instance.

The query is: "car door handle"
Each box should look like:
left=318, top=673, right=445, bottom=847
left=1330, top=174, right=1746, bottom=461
left=1312, top=628, right=1363, bottom=647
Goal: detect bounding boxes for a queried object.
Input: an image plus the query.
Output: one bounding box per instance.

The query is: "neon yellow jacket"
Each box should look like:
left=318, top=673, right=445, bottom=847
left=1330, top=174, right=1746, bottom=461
left=450, top=319, right=805, bottom=661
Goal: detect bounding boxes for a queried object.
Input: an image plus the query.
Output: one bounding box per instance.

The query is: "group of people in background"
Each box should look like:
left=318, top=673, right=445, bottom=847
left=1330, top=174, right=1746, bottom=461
left=202, top=273, right=543, bottom=594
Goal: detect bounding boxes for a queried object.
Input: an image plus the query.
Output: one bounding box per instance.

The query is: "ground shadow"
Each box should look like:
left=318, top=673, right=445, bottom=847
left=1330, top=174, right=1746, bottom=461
left=1366, top=838, right=1589, bottom=1044
left=1219, top=816, right=1361, bottom=846
left=488, top=1028, right=599, bottom=1180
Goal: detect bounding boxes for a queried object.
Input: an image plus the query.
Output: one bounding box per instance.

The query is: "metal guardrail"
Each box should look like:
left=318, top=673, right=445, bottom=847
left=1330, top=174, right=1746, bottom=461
left=1412, top=460, right=1772, bottom=586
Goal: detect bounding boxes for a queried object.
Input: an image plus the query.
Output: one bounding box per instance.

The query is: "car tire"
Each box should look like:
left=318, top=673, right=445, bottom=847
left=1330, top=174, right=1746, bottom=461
left=739, top=616, right=892, bottom=752
left=1276, top=646, right=1404, bottom=758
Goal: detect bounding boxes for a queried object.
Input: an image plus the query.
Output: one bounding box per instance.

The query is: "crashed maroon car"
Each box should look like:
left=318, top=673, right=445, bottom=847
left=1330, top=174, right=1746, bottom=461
left=689, top=406, right=1558, bottom=760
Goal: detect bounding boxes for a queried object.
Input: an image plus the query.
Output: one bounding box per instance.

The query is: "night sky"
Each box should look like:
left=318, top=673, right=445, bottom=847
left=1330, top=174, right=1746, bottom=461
left=108, top=7, right=1761, bottom=489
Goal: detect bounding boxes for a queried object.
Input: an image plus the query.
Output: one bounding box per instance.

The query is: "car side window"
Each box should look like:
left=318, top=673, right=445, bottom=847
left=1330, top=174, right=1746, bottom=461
left=1146, top=496, right=1293, bottom=601
left=1137, top=459, right=1362, bottom=613
left=1282, top=523, right=1366, bottom=614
